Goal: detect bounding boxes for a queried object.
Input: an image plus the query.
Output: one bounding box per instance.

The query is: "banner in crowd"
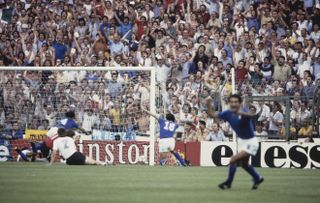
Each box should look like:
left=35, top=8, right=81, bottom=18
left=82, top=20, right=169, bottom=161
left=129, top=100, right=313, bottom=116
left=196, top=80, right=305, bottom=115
left=21, top=129, right=135, bottom=141
left=92, top=130, right=135, bottom=141
left=24, top=129, right=48, bottom=140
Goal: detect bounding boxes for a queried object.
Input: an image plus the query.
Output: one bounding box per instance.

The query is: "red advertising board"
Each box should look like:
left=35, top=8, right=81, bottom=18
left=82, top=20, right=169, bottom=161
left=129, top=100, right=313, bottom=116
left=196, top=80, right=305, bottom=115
left=175, top=141, right=201, bottom=166
left=7, top=139, right=160, bottom=165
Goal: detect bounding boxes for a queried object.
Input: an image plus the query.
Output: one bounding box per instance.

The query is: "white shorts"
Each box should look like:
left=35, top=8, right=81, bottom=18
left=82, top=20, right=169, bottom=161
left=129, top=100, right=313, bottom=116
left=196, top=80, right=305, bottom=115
left=47, top=127, right=58, bottom=138
left=159, top=138, right=175, bottom=153
left=238, top=137, right=259, bottom=156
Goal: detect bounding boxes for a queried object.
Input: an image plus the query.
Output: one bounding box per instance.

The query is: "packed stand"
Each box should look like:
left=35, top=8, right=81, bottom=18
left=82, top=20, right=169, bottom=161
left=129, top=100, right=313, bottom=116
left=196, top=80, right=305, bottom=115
left=0, top=0, right=319, bottom=142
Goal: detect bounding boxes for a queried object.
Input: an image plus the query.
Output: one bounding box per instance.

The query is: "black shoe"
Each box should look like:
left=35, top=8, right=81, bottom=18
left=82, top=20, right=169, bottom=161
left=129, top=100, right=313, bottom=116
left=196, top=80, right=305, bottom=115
left=252, top=177, right=264, bottom=190
left=218, top=181, right=231, bottom=190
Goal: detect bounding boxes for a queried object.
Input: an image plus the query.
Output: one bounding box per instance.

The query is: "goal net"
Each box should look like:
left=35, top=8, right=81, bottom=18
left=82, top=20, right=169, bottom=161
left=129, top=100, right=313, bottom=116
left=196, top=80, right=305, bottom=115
left=0, top=66, right=157, bottom=165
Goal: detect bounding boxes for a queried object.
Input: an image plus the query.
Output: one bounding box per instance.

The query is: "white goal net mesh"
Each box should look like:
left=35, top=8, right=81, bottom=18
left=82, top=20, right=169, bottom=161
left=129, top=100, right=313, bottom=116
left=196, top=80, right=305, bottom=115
left=0, top=67, right=156, bottom=142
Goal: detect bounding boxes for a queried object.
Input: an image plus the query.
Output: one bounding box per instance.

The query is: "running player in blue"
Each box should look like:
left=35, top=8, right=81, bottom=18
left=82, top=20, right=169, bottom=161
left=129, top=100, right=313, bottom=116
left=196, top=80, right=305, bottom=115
left=205, top=94, right=264, bottom=190
left=142, top=108, right=187, bottom=166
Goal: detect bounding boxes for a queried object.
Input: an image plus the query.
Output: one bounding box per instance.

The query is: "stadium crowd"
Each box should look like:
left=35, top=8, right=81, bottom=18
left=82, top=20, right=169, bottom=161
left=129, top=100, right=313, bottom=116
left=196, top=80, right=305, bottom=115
left=0, top=0, right=320, bottom=142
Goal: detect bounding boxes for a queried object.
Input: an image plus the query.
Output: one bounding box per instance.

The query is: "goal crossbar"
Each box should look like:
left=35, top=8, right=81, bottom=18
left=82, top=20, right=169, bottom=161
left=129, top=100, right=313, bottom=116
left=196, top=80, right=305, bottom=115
left=0, top=66, right=155, bottom=71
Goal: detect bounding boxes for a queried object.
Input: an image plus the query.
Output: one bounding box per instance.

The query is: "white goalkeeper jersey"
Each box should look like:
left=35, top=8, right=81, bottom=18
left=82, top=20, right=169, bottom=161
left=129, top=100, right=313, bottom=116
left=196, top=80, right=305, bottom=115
left=52, top=137, right=77, bottom=159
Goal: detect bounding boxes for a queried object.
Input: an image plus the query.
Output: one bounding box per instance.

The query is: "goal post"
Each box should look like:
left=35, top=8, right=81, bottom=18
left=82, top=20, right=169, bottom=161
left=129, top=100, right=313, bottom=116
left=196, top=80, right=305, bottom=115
left=0, top=66, right=157, bottom=166
left=231, top=68, right=237, bottom=143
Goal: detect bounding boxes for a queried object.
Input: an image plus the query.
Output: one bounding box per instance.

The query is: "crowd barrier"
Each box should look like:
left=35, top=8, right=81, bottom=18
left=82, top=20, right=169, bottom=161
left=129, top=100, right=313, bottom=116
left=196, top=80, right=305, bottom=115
left=1, top=139, right=319, bottom=169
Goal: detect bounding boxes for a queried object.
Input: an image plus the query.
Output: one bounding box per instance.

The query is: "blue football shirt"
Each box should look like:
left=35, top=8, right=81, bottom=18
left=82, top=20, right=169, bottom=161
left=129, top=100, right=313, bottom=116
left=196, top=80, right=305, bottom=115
left=218, top=108, right=255, bottom=139
left=158, top=117, right=179, bottom=139
left=56, top=118, right=79, bottom=130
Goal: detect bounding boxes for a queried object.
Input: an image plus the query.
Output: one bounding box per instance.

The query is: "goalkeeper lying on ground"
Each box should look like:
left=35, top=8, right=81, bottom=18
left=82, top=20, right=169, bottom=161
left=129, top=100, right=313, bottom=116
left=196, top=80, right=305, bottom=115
left=49, top=128, right=105, bottom=166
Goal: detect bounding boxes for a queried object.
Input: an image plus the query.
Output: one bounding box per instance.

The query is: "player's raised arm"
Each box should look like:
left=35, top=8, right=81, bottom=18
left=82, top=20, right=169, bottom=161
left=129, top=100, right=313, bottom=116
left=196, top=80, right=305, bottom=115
left=237, top=95, right=256, bottom=118
left=77, top=127, right=90, bottom=135
left=205, top=97, right=219, bottom=118
left=236, top=110, right=256, bottom=118
left=141, top=107, right=160, bottom=120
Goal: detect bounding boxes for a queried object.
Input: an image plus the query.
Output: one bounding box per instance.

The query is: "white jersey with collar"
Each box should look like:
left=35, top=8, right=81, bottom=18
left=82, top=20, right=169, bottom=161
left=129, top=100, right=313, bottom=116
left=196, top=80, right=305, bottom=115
left=52, top=137, right=77, bottom=160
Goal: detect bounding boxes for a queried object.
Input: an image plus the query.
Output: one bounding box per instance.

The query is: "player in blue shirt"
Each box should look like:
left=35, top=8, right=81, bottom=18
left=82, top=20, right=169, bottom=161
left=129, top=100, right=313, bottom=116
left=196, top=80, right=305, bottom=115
left=205, top=94, right=264, bottom=190
left=55, top=111, right=89, bottom=135
left=142, top=108, right=186, bottom=166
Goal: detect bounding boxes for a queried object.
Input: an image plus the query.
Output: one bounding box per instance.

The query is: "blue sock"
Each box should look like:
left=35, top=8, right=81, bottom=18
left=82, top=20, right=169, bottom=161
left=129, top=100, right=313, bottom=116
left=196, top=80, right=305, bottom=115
left=16, top=149, right=29, bottom=162
left=171, top=151, right=187, bottom=166
left=226, top=164, right=237, bottom=185
left=245, top=165, right=260, bottom=182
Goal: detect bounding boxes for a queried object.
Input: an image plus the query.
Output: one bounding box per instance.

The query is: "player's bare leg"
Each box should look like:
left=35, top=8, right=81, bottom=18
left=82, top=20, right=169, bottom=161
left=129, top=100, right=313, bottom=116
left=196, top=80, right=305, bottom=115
left=230, top=151, right=250, bottom=165
left=85, top=156, right=106, bottom=166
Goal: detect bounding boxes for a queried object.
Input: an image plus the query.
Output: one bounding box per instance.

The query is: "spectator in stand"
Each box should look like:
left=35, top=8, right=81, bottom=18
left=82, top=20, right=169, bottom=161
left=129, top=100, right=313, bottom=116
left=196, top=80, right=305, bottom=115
left=109, top=34, right=126, bottom=56
left=296, top=102, right=312, bottom=127
left=3, top=122, right=23, bottom=140
left=108, top=71, right=122, bottom=98
left=53, top=34, right=67, bottom=61
left=183, top=122, right=197, bottom=142
left=302, top=74, right=316, bottom=101
left=255, top=101, right=270, bottom=123
left=260, top=57, right=273, bottom=81
left=197, top=120, right=209, bottom=141
left=298, top=119, right=313, bottom=138
left=273, top=56, right=291, bottom=82
left=38, top=119, right=50, bottom=131
left=235, top=60, right=248, bottom=82
left=109, top=101, right=121, bottom=131
left=82, top=109, right=97, bottom=134
left=254, top=121, right=268, bottom=141
left=207, top=123, right=227, bottom=141
left=314, top=56, right=320, bottom=80
left=268, top=102, right=284, bottom=138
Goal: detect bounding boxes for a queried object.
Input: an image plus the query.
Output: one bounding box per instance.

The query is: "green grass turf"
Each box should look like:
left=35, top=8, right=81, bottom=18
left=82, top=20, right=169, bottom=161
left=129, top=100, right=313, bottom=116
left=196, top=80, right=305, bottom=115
left=0, top=163, right=319, bottom=203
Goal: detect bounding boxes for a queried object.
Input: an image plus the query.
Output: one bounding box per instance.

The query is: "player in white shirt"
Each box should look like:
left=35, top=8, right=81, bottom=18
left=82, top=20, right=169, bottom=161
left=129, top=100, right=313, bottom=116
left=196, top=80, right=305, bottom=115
left=49, top=129, right=105, bottom=166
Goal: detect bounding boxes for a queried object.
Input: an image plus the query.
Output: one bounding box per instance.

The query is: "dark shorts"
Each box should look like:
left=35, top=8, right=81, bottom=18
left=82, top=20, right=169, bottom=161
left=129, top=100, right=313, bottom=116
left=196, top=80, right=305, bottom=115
left=40, top=142, right=50, bottom=159
left=66, top=152, right=86, bottom=165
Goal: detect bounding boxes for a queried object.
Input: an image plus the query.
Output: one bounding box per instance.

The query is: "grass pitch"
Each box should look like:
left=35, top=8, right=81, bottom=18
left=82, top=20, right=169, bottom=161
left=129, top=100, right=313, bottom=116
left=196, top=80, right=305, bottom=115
left=0, top=163, right=319, bottom=203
